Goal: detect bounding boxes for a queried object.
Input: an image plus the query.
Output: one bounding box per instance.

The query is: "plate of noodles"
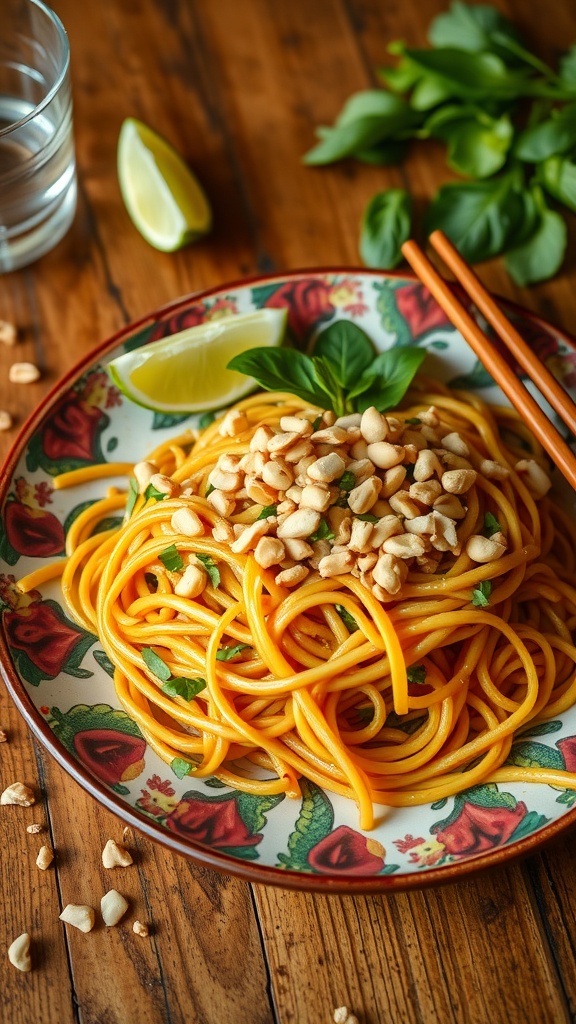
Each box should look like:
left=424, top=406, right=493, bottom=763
left=1, top=268, right=576, bottom=893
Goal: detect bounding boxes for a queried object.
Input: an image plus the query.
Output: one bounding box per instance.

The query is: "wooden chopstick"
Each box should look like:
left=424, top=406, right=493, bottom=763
left=429, top=229, right=576, bottom=437
left=400, top=238, right=576, bottom=493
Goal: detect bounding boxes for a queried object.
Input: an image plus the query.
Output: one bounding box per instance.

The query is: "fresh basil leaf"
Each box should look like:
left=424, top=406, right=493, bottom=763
left=359, top=189, right=412, bottom=269
left=410, top=75, right=455, bottom=111
left=335, top=604, right=359, bottom=633
left=430, top=111, right=513, bottom=179
left=428, top=2, right=520, bottom=56
left=559, top=45, right=576, bottom=89
left=227, top=348, right=327, bottom=408
left=142, top=648, right=171, bottom=682
left=403, top=48, right=531, bottom=101
left=471, top=579, right=492, bottom=607
left=125, top=477, right=138, bottom=519
left=303, top=90, right=419, bottom=165
left=216, top=643, right=252, bottom=662
left=355, top=138, right=408, bottom=165
left=144, top=482, right=167, bottom=502
left=505, top=206, right=567, bottom=286
left=355, top=513, right=379, bottom=523
left=257, top=504, right=278, bottom=520
left=171, top=757, right=194, bottom=779
left=312, top=355, right=345, bottom=411
left=347, top=373, right=377, bottom=403
left=354, top=347, right=427, bottom=413
left=308, top=519, right=335, bottom=543
left=407, top=664, right=427, bottom=685
left=196, top=553, right=221, bottom=587
left=484, top=512, right=502, bottom=537
left=515, top=102, right=576, bottom=162
left=159, top=544, right=185, bottom=572
left=379, top=54, right=423, bottom=93
left=538, top=154, right=576, bottom=212
left=312, top=320, right=375, bottom=388
left=162, top=676, right=206, bottom=700
left=425, top=173, right=526, bottom=262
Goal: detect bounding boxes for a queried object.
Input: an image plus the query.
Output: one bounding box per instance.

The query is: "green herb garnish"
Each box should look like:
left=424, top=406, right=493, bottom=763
left=159, top=544, right=185, bottom=572
left=308, top=518, right=336, bottom=543
left=125, top=477, right=139, bottom=519
left=162, top=677, right=206, bottom=700
left=171, top=757, right=195, bottom=779
left=338, top=471, right=356, bottom=493
left=142, top=647, right=171, bottom=681
left=196, top=553, right=221, bottom=587
left=355, top=512, right=380, bottom=524
left=303, top=2, right=576, bottom=285
left=471, top=579, right=493, bottom=607
left=228, top=319, right=426, bottom=418
left=257, top=504, right=278, bottom=520
left=144, top=482, right=167, bottom=502
left=407, top=664, right=427, bottom=685
left=216, top=643, right=253, bottom=662
left=335, top=604, right=359, bottom=633
left=205, top=483, right=215, bottom=497
left=484, top=512, right=502, bottom=537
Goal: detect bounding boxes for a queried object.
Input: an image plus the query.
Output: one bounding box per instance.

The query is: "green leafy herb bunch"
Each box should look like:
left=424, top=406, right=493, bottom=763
left=303, top=1, right=576, bottom=286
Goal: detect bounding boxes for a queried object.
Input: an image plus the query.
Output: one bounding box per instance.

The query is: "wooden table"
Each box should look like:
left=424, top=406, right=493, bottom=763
left=2, top=0, right=576, bottom=1021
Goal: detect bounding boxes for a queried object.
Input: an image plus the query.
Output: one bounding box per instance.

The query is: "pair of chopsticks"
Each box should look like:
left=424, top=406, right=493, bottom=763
left=401, top=231, right=576, bottom=493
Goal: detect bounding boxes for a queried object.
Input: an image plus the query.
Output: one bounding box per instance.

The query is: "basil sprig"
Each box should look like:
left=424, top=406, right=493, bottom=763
left=228, top=319, right=426, bottom=417
left=303, top=1, right=576, bottom=285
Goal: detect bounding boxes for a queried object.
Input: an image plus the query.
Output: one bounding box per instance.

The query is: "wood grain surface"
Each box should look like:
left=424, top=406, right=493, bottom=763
left=1, top=1, right=576, bottom=1022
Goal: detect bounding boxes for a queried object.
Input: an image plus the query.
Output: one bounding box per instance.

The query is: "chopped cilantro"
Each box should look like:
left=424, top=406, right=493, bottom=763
left=159, top=544, right=185, bottom=572
left=354, top=705, right=375, bottom=724
left=308, top=518, right=335, bottom=543
left=142, top=648, right=171, bottom=682
left=484, top=512, right=502, bottom=538
left=335, top=604, right=359, bottom=633
left=171, top=757, right=195, bottom=779
left=257, top=504, right=278, bottom=520
left=355, top=512, right=379, bottom=524
left=162, top=676, right=206, bottom=700
left=144, top=482, right=167, bottom=502
left=196, top=553, right=221, bottom=587
left=205, top=483, right=215, bottom=497
left=216, top=643, right=253, bottom=661
left=407, top=664, right=427, bottom=685
left=337, top=470, right=356, bottom=493
left=404, top=417, right=422, bottom=425
left=471, top=579, right=492, bottom=607
left=125, top=477, right=139, bottom=519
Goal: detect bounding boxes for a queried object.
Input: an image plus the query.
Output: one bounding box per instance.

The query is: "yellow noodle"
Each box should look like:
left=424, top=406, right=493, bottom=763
left=36, top=386, right=576, bottom=829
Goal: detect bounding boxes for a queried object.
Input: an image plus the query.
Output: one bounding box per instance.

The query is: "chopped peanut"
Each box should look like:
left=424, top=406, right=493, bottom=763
left=60, top=905, right=95, bottom=933
left=102, top=838, right=133, bottom=868
left=254, top=536, right=286, bottom=568
left=170, top=507, right=204, bottom=537
left=36, top=845, right=54, bottom=871
left=133, top=920, right=150, bottom=938
left=8, top=933, right=31, bottom=972
left=1, top=782, right=35, bottom=806
left=101, top=889, right=129, bottom=927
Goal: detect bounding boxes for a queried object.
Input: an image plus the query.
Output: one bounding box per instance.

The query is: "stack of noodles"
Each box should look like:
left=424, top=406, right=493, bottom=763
left=19, top=379, right=576, bottom=829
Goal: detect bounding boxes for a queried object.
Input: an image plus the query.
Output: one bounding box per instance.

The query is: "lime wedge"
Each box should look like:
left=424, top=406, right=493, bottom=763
left=108, top=308, right=287, bottom=413
left=117, top=118, right=212, bottom=251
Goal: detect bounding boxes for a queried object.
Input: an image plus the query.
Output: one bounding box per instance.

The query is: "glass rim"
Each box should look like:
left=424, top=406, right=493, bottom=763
left=0, top=0, right=70, bottom=139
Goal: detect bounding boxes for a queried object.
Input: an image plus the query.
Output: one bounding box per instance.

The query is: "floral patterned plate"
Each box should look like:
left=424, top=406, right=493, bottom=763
left=1, top=269, right=576, bottom=893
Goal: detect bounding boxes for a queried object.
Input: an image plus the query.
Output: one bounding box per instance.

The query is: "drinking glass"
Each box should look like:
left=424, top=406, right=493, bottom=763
left=0, top=0, right=77, bottom=272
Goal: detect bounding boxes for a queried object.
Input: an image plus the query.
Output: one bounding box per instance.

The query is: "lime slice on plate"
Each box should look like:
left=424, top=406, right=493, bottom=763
left=108, top=308, right=287, bottom=414
left=117, top=117, right=212, bottom=251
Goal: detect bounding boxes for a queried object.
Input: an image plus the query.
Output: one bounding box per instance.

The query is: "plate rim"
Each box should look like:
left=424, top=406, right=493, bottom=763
left=1, top=265, right=575, bottom=893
